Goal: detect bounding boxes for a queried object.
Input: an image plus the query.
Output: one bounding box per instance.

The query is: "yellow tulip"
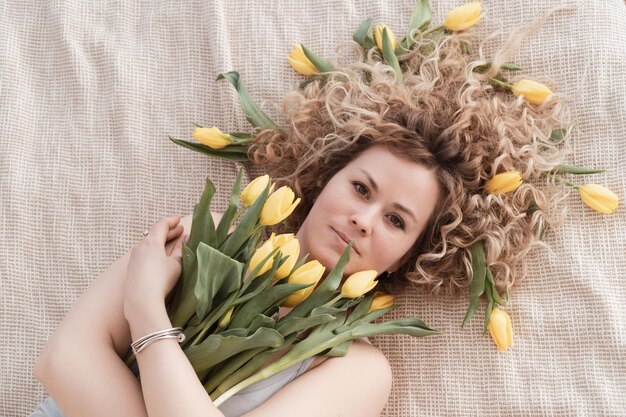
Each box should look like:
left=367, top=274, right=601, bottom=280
left=485, top=171, right=523, bottom=195
left=217, top=306, right=234, bottom=329
left=281, top=260, right=326, bottom=307
left=443, top=2, right=483, bottom=31
left=248, top=234, right=277, bottom=277
left=373, top=24, right=398, bottom=51
left=578, top=183, right=619, bottom=214
left=367, top=291, right=395, bottom=313
left=341, top=270, right=379, bottom=298
left=260, top=186, right=301, bottom=226
left=192, top=126, right=233, bottom=149
left=273, top=234, right=301, bottom=280
left=241, top=175, right=273, bottom=208
left=288, top=44, right=319, bottom=76
left=511, top=80, right=553, bottom=105
left=487, top=308, right=513, bottom=351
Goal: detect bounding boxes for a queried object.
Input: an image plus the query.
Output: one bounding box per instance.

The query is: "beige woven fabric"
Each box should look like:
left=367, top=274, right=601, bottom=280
left=2, top=1, right=625, bottom=416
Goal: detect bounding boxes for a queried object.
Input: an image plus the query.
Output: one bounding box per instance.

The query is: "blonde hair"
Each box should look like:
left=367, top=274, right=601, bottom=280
left=249, top=21, right=571, bottom=299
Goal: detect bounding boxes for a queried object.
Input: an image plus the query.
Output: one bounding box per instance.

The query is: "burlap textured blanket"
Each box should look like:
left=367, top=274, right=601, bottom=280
left=1, top=1, right=625, bottom=416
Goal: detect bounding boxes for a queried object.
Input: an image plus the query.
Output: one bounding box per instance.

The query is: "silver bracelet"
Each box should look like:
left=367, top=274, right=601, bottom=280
left=131, top=327, right=185, bottom=355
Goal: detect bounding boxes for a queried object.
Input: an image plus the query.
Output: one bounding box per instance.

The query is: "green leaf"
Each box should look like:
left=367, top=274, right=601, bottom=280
left=336, top=305, right=396, bottom=333
left=236, top=266, right=278, bottom=306
left=473, top=61, right=523, bottom=73
left=170, top=247, right=200, bottom=327
left=485, top=268, right=505, bottom=306
left=209, top=348, right=278, bottom=399
left=400, top=0, right=432, bottom=51
left=353, top=18, right=373, bottom=47
left=234, top=226, right=264, bottom=264
left=219, top=182, right=271, bottom=257
left=216, top=169, right=244, bottom=247
left=325, top=339, right=353, bottom=357
left=227, top=282, right=314, bottom=329
left=247, top=314, right=277, bottom=335
left=194, top=242, right=244, bottom=321
left=216, top=71, right=278, bottom=130
left=217, top=328, right=248, bottom=338
left=343, top=292, right=375, bottom=325
left=203, top=347, right=267, bottom=393
left=182, top=289, right=241, bottom=348
left=348, top=317, right=440, bottom=339
left=168, top=137, right=251, bottom=162
left=275, top=314, right=336, bottom=338
left=188, top=177, right=218, bottom=252
left=462, top=298, right=480, bottom=330
left=300, top=44, right=335, bottom=73
left=549, top=164, right=606, bottom=175
left=382, top=27, right=403, bottom=84
left=462, top=240, right=487, bottom=328
left=483, top=284, right=495, bottom=334
left=185, top=327, right=284, bottom=374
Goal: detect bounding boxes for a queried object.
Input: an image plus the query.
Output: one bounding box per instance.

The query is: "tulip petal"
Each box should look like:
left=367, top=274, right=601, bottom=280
left=579, top=184, right=619, bottom=214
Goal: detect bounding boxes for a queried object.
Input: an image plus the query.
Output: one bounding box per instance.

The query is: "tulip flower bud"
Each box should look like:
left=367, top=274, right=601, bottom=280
left=241, top=175, right=273, bottom=208
left=367, top=291, right=395, bottom=313
left=341, top=270, right=379, bottom=298
left=260, top=186, right=301, bottom=226
left=248, top=233, right=277, bottom=277
left=373, top=24, right=398, bottom=51
left=288, top=44, right=319, bottom=76
left=511, top=80, right=553, bottom=105
left=217, top=306, right=234, bottom=330
left=192, top=126, right=233, bottom=149
left=485, top=171, right=523, bottom=195
left=444, top=2, right=482, bottom=31
left=273, top=234, right=301, bottom=280
left=281, top=260, right=326, bottom=308
left=487, top=308, right=513, bottom=351
left=577, top=183, right=619, bottom=214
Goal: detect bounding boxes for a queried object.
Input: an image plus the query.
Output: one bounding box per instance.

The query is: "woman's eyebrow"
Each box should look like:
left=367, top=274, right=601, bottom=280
left=358, top=168, right=418, bottom=224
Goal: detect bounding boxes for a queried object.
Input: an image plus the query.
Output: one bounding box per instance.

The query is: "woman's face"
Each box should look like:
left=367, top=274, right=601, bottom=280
left=295, top=144, right=440, bottom=277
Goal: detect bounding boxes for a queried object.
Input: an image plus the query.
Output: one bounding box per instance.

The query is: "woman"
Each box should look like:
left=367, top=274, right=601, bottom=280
left=30, top=19, right=569, bottom=417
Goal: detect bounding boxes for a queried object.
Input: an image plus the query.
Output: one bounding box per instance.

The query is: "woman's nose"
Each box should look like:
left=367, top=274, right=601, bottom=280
left=350, top=211, right=374, bottom=235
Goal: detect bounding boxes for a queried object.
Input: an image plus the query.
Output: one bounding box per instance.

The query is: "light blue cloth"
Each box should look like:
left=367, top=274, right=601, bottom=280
left=29, top=357, right=315, bottom=417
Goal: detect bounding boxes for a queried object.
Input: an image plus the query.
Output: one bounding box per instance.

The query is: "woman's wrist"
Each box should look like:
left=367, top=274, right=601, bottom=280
left=125, top=299, right=173, bottom=344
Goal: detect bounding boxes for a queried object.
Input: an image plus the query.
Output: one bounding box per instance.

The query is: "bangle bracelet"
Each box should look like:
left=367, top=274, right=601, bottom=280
left=131, top=327, right=185, bottom=355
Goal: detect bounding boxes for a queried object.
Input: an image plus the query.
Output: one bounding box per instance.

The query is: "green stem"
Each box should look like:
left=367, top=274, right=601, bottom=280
left=320, top=294, right=344, bottom=309
left=212, top=332, right=352, bottom=407
left=489, top=77, right=513, bottom=89
left=553, top=175, right=579, bottom=189
left=419, top=23, right=445, bottom=38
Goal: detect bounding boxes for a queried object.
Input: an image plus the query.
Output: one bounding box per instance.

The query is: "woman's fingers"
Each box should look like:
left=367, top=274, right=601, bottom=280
left=147, top=215, right=181, bottom=246
left=169, top=233, right=186, bottom=258
left=166, top=224, right=184, bottom=241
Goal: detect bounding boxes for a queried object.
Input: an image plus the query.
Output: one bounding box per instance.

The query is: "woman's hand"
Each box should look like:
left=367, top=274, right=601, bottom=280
left=123, top=215, right=187, bottom=321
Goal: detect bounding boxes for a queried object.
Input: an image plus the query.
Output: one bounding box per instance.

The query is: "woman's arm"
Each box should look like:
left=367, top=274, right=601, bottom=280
left=33, top=213, right=221, bottom=417
left=125, top=299, right=225, bottom=417
left=121, top=215, right=226, bottom=417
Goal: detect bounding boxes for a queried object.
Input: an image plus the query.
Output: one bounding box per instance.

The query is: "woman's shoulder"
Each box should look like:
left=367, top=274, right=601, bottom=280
left=305, top=337, right=388, bottom=374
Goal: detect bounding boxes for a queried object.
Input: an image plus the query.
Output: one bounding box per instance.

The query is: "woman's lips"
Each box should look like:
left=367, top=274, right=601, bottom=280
left=331, top=227, right=360, bottom=255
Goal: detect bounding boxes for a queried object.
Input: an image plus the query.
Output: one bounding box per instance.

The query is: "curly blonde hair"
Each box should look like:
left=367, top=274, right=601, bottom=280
left=248, top=20, right=572, bottom=299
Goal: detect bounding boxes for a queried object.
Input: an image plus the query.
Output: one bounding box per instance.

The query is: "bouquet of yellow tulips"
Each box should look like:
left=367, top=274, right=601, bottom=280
left=168, top=0, right=620, bottom=353
left=123, top=169, right=439, bottom=405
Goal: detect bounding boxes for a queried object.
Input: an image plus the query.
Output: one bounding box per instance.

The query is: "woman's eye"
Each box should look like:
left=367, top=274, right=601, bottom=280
left=353, top=182, right=368, bottom=196
left=388, top=215, right=405, bottom=229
